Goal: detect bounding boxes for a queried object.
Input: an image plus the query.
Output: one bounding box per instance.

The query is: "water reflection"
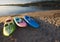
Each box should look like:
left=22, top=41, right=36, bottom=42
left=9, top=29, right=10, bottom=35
left=0, top=6, right=41, bottom=16
left=0, top=5, right=60, bottom=16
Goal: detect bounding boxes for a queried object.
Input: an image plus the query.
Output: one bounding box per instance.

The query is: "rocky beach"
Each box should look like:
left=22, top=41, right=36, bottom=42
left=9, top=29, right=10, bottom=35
left=0, top=10, right=60, bottom=42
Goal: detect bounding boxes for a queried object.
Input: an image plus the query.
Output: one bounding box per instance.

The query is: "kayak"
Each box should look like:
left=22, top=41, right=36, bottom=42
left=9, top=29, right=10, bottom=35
left=3, top=17, right=16, bottom=36
left=13, top=17, right=27, bottom=27
left=24, top=16, right=39, bottom=28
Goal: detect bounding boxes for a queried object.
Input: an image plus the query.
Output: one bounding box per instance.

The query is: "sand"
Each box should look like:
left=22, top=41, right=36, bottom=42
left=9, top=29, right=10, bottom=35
left=0, top=10, right=60, bottom=42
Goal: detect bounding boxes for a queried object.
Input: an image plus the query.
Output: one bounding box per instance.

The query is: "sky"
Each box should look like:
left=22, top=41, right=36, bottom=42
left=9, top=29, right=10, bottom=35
left=0, top=0, right=59, bottom=4
left=0, top=0, right=41, bottom=4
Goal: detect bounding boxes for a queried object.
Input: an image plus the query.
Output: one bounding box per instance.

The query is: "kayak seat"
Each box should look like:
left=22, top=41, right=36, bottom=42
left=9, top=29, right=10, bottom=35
left=15, top=17, right=22, bottom=22
left=10, top=23, right=13, bottom=25
left=5, top=24, right=8, bottom=27
left=6, top=19, right=11, bottom=22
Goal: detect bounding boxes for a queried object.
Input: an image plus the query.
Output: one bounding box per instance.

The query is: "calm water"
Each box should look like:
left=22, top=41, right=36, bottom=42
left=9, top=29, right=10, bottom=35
left=0, top=6, right=41, bottom=16
left=0, top=6, right=59, bottom=16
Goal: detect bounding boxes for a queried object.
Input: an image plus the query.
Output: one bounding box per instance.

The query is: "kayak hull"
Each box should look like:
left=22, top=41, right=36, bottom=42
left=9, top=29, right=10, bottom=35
left=3, top=17, right=16, bottom=36
left=14, top=17, right=27, bottom=27
left=24, top=16, right=39, bottom=28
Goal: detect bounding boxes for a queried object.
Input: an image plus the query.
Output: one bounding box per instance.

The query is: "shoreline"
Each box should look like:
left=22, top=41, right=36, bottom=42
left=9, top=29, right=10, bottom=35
left=0, top=10, right=60, bottom=25
left=0, top=10, right=60, bottom=17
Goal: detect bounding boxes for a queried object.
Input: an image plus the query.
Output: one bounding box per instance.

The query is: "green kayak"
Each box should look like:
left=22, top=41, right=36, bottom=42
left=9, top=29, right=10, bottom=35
left=3, top=17, right=16, bottom=36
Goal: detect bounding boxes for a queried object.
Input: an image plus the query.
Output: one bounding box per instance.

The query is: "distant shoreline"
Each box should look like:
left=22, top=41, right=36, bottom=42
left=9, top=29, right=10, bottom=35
left=0, top=1, right=60, bottom=7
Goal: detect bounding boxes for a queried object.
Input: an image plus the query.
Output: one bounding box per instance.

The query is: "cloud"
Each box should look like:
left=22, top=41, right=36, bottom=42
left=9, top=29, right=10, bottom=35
left=0, top=0, right=41, bottom=4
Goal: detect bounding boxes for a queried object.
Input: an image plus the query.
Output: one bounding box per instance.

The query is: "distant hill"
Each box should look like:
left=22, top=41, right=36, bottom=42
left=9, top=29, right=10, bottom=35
left=0, top=1, right=60, bottom=7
